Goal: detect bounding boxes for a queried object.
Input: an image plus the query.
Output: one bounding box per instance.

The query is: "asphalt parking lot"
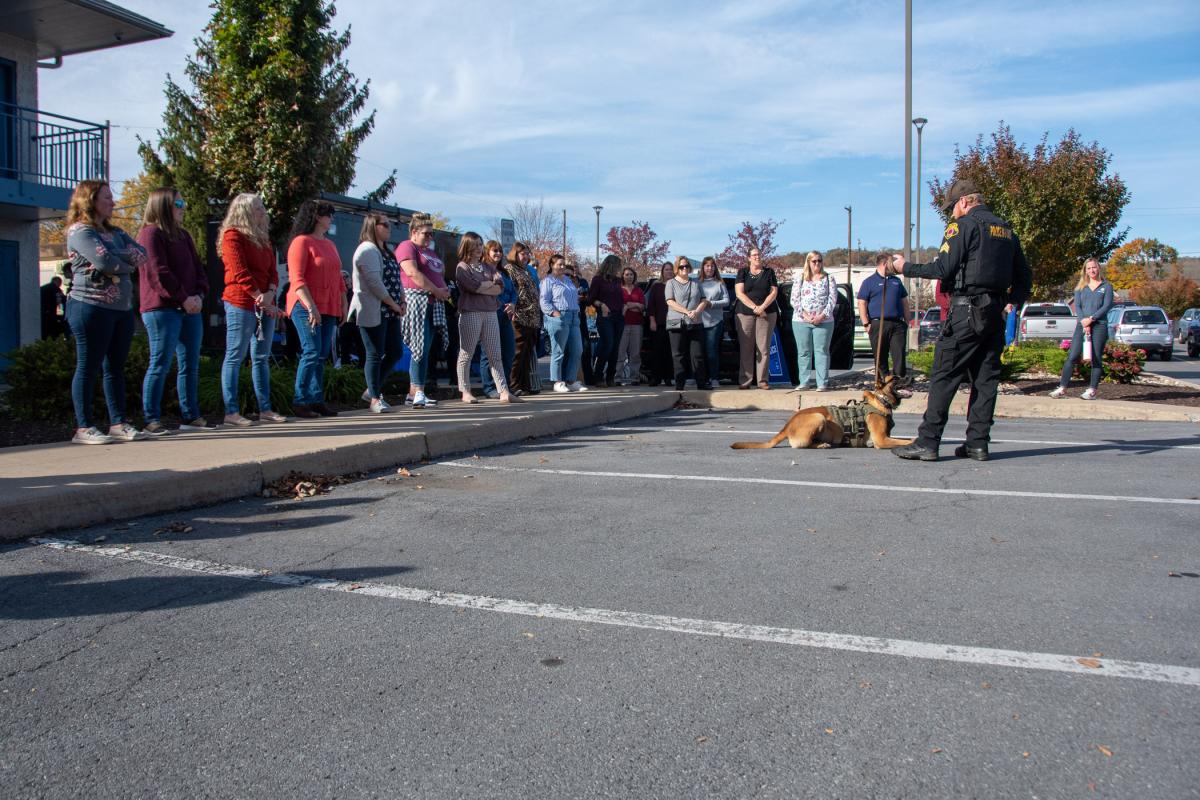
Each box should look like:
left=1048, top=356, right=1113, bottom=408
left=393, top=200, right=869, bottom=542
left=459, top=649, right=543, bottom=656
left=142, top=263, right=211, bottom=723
left=3, top=409, right=1199, bottom=798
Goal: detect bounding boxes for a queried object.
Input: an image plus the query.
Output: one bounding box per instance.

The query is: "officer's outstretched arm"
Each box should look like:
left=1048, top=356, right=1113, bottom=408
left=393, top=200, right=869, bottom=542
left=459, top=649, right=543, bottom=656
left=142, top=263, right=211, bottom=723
left=905, top=220, right=968, bottom=281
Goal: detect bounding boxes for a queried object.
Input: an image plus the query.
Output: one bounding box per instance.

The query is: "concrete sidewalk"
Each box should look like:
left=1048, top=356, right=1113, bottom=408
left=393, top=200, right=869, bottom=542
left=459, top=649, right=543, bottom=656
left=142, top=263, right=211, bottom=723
left=1, top=385, right=1195, bottom=541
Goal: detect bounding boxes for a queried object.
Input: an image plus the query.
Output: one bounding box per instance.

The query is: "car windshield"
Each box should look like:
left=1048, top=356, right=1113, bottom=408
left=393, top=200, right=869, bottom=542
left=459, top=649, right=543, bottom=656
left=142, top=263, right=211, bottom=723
left=1122, top=309, right=1167, bottom=325
left=1022, top=305, right=1072, bottom=317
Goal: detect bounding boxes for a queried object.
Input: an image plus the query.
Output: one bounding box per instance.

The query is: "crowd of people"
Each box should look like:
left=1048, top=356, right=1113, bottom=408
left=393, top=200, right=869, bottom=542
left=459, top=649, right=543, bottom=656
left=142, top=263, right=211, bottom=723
left=56, top=177, right=1042, bottom=448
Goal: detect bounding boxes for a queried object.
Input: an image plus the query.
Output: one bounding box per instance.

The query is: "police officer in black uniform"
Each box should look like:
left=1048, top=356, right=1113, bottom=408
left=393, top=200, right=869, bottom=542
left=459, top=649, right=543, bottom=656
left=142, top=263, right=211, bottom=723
left=890, top=179, right=1032, bottom=462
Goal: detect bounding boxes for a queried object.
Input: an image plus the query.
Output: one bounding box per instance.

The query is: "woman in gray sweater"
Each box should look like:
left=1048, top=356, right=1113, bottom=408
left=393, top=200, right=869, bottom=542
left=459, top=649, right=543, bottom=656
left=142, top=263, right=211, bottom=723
left=697, top=256, right=728, bottom=387
left=664, top=256, right=709, bottom=390
left=1050, top=258, right=1114, bottom=400
left=350, top=213, right=406, bottom=413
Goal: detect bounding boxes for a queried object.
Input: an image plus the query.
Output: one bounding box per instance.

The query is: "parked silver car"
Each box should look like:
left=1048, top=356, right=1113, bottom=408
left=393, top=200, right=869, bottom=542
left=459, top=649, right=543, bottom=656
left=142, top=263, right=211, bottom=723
left=1106, top=305, right=1174, bottom=360
left=1018, top=303, right=1075, bottom=342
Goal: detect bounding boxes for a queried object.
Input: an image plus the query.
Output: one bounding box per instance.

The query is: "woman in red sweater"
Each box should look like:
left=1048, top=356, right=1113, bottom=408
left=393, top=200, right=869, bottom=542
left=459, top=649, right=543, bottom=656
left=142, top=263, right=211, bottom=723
left=219, top=193, right=287, bottom=425
left=286, top=200, right=346, bottom=418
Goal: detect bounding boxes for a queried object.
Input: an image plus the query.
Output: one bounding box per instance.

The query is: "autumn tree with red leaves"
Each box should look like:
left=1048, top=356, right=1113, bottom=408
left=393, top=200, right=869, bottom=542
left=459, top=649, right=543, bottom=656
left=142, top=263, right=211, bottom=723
left=717, top=218, right=786, bottom=277
left=602, top=221, right=671, bottom=279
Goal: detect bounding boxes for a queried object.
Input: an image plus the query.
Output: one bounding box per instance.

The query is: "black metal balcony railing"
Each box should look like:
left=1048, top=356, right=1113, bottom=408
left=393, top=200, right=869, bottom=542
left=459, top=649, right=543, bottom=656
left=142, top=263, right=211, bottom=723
left=0, top=101, right=108, bottom=189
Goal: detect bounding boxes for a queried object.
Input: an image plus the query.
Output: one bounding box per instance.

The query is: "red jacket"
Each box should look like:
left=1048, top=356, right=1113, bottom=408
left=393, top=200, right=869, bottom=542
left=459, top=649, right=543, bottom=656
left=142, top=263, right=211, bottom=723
left=221, top=229, right=277, bottom=311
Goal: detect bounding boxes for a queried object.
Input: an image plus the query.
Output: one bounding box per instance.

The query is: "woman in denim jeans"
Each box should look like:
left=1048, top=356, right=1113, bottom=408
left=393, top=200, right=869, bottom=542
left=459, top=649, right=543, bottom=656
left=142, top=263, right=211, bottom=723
left=350, top=213, right=406, bottom=413
left=697, top=256, right=728, bottom=388
left=64, top=180, right=148, bottom=445
left=540, top=254, right=586, bottom=393
left=790, top=251, right=837, bottom=390
left=137, top=187, right=210, bottom=435
left=285, top=200, right=346, bottom=418
left=219, top=193, right=287, bottom=425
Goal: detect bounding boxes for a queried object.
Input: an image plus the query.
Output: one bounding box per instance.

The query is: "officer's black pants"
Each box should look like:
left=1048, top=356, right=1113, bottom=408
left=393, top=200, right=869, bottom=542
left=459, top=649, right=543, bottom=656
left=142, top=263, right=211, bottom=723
left=917, top=304, right=1004, bottom=450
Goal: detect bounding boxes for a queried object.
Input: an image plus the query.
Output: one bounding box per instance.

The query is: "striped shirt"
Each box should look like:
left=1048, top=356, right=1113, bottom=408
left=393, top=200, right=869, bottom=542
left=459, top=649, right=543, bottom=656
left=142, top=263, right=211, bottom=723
left=539, top=274, right=579, bottom=314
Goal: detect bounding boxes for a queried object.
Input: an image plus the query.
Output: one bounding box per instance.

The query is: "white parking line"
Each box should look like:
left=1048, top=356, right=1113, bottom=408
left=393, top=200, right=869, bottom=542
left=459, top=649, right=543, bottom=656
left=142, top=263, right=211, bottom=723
left=34, top=537, right=1200, bottom=688
left=599, top=426, right=1200, bottom=451
left=439, top=460, right=1200, bottom=506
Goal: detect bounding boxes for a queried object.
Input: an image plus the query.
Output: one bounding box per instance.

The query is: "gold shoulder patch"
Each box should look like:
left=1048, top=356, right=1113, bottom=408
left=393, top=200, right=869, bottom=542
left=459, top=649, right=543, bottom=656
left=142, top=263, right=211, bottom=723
left=939, top=242, right=950, bottom=254
left=988, top=224, right=1012, bottom=240
left=944, top=222, right=959, bottom=240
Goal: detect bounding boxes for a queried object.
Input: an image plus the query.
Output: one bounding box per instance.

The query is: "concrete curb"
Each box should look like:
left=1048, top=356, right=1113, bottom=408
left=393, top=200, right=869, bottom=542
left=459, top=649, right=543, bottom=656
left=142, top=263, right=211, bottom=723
left=684, top=387, right=1200, bottom=423
left=0, top=393, right=679, bottom=542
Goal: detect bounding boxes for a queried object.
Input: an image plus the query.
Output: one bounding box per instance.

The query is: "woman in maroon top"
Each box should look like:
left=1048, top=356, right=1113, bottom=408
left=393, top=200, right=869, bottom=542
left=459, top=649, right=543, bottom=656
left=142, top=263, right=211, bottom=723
left=137, top=187, right=209, bottom=435
left=219, top=193, right=287, bottom=426
left=617, top=266, right=645, bottom=384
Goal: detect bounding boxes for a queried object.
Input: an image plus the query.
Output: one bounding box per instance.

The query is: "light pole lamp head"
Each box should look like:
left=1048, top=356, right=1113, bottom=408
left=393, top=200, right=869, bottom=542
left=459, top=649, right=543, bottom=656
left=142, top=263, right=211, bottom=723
left=593, top=205, right=603, bottom=214
left=912, top=117, right=927, bottom=132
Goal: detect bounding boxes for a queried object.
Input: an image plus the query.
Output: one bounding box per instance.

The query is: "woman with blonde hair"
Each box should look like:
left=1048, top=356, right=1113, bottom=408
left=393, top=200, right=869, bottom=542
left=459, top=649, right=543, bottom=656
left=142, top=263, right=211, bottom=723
left=454, top=232, right=519, bottom=403
left=138, top=187, right=210, bottom=434
left=1050, top=258, right=1114, bottom=400
left=790, top=250, right=838, bottom=390
left=219, top=193, right=286, bottom=425
left=64, top=179, right=148, bottom=444
left=349, top=212, right=406, bottom=413
left=397, top=212, right=451, bottom=409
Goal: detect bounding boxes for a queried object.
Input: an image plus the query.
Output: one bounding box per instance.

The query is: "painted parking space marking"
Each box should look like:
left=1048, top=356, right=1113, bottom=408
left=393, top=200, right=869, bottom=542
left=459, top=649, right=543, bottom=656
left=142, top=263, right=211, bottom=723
left=439, top=460, right=1200, bottom=506
left=599, top=426, right=1200, bottom=452
left=33, top=537, right=1200, bottom=688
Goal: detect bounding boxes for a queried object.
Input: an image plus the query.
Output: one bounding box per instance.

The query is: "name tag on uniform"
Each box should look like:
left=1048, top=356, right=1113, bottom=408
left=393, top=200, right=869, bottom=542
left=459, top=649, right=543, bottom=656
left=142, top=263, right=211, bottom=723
left=988, top=225, right=1012, bottom=239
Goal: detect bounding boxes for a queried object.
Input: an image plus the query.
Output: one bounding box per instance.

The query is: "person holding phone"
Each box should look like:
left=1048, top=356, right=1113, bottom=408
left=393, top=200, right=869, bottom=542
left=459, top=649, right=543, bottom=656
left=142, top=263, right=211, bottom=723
left=286, top=200, right=346, bottom=419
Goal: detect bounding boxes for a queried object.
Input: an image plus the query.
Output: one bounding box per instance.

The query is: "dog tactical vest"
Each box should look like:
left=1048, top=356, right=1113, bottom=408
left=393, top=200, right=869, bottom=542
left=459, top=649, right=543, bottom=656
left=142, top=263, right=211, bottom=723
left=829, top=400, right=893, bottom=448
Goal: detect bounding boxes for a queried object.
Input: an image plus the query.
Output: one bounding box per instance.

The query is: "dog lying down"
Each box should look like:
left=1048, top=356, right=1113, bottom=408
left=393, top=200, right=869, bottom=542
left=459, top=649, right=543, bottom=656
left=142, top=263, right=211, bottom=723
left=730, top=375, right=914, bottom=451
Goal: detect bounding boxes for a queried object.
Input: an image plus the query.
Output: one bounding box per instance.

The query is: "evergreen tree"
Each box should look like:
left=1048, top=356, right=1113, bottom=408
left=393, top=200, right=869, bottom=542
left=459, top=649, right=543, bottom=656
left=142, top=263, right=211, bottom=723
left=139, top=0, right=381, bottom=249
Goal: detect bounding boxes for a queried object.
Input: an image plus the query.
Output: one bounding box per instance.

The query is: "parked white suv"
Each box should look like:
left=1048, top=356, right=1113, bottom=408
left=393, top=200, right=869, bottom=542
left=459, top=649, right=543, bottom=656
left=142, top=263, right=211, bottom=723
left=1106, top=305, right=1174, bottom=361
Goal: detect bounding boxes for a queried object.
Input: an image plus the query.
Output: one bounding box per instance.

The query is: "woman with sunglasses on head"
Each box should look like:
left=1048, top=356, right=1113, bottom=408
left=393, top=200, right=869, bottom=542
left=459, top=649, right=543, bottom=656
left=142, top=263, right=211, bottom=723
left=286, top=200, right=346, bottom=418
left=733, top=247, right=779, bottom=389
left=64, top=180, right=148, bottom=444
left=791, top=250, right=838, bottom=391
left=454, top=232, right=520, bottom=404
left=697, top=256, right=728, bottom=388
left=540, top=253, right=587, bottom=393
left=137, top=188, right=210, bottom=434
left=397, top=212, right=451, bottom=409
left=505, top=242, right=542, bottom=395
left=479, top=239, right=517, bottom=399
left=219, top=193, right=287, bottom=426
left=350, top=213, right=406, bottom=413
left=665, top=256, right=709, bottom=390
left=616, top=265, right=646, bottom=384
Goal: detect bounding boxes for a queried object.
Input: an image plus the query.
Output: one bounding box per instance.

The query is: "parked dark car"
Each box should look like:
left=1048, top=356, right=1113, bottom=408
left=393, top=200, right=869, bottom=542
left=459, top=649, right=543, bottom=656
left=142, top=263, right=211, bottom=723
left=918, top=306, right=943, bottom=347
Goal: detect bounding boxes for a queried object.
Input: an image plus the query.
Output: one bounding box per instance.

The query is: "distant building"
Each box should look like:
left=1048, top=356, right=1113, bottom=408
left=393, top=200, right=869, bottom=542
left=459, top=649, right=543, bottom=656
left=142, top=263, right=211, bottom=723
left=0, top=1, right=172, bottom=353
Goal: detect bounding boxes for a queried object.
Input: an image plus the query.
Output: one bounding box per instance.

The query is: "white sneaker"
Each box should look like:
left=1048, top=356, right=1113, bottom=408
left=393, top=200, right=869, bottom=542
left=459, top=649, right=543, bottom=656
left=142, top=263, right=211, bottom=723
left=369, top=397, right=390, bottom=414
left=1048, top=387, right=1066, bottom=399
left=377, top=397, right=392, bottom=411
left=553, top=381, right=570, bottom=393
left=411, top=391, right=428, bottom=408
left=568, top=381, right=589, bottom=393
left=108, top=423, right=148, bottom=442
left=179, top=418, right=214, bottom=431
left=223, top=413, right=255, bottom=427
left=1081, top=388, right=1096, bottom=400
left=73, top=427, right=113, bottom=445
left=485, top=389, right=501, bottom=400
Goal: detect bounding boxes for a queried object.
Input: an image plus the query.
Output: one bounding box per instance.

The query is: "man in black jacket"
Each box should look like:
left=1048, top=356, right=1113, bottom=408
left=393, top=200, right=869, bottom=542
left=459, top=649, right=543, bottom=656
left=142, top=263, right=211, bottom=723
left=890, top=179, right=1033, bottom=462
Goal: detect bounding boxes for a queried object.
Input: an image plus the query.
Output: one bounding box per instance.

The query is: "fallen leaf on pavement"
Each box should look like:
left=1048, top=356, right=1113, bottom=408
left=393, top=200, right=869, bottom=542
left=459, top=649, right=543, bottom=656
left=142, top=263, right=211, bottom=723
left=153, top=521, right=193, bottom=536
left=538, top=457, right=548, bottom=464
left=521, top=632, right=535, bottom=639
left=824, top=728, right=833, bottom=735
left=397, top=467, right=412, bottom=477
left=930, top=747, right=943, bottom=754
left=1096, top=745, right=1113, bottom=757
left=1077, top=658, right=1103, bottom=669
left=695, top=736, right=708, bottom=744
left=1023, top=752, right=1030, bottom=758
left=980, top=682, right=991, bottom=689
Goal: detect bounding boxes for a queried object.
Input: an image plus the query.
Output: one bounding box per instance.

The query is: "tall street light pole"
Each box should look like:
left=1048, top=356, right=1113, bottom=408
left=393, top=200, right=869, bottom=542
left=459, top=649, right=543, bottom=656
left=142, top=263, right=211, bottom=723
left=844, top=205, right=853, bottom=286
left=593, top=205, right=602, bottom=269
left=912, top=117, right=927, bottom=337
left=562, top=209, right=567, bottom=261
left=903, top=0, right=912, bottom=266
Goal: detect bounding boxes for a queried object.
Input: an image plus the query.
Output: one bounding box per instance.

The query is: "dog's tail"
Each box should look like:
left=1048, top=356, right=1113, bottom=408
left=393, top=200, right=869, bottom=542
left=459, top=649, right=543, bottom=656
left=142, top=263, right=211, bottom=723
left=730, top=431, right=789, bottom=450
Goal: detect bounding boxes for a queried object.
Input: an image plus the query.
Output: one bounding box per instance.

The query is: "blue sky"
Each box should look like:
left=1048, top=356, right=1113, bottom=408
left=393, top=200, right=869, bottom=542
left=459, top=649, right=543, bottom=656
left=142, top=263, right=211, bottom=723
left=40, top=0, right=1200, bottom=258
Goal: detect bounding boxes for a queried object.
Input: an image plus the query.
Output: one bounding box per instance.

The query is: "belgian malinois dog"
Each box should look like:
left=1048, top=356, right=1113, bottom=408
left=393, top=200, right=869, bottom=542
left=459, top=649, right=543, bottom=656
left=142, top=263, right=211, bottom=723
left=730, top=375, right=914, bottom=451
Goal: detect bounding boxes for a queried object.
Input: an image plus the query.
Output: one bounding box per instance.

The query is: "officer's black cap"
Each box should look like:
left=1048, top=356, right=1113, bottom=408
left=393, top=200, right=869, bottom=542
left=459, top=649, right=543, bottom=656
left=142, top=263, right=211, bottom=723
left=940, top=179, right=981, bottom=212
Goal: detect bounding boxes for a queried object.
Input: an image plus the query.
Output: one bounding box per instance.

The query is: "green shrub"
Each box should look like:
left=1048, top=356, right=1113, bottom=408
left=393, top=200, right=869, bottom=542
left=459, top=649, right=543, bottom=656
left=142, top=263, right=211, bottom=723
left=4, top=333, right=409, bottom=423
left=1000, top=340, right=1067, bottom=379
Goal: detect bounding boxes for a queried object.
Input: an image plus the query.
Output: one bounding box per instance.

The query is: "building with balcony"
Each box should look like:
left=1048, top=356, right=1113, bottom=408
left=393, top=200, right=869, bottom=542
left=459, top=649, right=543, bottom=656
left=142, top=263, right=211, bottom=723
left=1, top=0, right=172, bottom=355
